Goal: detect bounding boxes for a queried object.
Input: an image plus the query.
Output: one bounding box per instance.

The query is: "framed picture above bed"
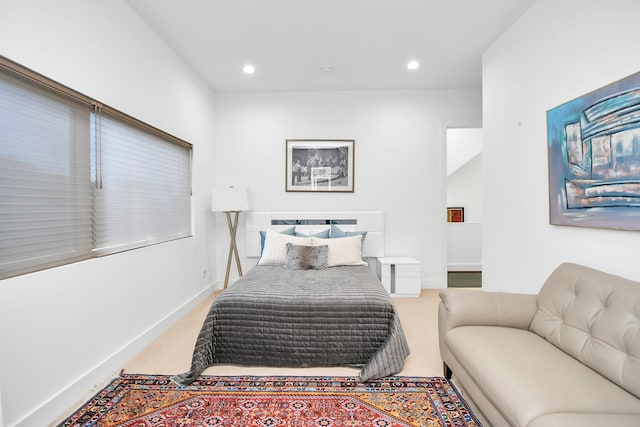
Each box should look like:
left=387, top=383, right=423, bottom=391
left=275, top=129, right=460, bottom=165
left=286, top=139, right=354, bottom=192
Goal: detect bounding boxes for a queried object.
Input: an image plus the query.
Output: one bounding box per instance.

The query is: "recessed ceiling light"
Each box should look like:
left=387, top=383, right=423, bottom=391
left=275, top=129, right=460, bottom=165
left=243, top=65, right=255, bottom=74
left=407, top=61, right=420, bottom=70
left=321, top=65, right=334, bottom=74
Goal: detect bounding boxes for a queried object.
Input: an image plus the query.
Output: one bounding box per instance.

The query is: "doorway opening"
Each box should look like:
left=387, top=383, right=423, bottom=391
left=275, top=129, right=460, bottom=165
left=446, top=127, right=483, bottom=287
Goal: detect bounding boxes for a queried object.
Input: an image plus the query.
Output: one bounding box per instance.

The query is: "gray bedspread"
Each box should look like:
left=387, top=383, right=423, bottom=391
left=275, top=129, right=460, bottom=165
left=172, top=265, right=410, bottom=385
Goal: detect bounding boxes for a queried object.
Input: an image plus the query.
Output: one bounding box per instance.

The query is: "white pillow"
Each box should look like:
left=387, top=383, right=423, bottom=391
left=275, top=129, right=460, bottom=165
left=259, top=230, right=312, bottom=265
left=311, top=235, right=367, bottom=267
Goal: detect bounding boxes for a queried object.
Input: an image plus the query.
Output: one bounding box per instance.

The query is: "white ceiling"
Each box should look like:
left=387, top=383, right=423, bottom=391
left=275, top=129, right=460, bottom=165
left=125, top=0, right=536, bottom=92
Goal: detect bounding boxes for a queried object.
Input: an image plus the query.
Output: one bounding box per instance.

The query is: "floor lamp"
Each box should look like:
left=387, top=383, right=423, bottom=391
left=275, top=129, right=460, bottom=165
left=212, top=186, right=249, bottom=289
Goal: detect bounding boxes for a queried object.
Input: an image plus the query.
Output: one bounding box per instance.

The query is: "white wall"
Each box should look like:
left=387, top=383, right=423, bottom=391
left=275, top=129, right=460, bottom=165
left=447, top=129, right=482, bottom=180
left=482, top=0, right=640, bottom=293
left=0, top=1, right=217, bottom=426
left=447, top=150, right=483, bottom=271
left=447, top=128, right=483, bottom=223
left=447, top=154, right=483, bottom=222
left=447, top=222, right=482, bottom=271
left=213, top=90, right=481, bottom=288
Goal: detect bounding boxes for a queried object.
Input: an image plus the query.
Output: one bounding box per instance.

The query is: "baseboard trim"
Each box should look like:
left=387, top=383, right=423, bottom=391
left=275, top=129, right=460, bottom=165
left=447, top=263, right=482, bottom=272
left=13, top=284, right=214, bottom=427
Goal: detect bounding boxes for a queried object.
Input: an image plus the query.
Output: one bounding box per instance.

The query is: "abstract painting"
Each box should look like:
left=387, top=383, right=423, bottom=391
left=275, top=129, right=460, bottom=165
left=547, top=71, right=640, bottom=230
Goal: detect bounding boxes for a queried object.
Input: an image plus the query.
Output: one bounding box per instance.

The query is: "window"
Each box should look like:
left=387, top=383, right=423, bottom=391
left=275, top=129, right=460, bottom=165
left=0, top=57, right=192, bottom=279
left=92, top=112, right=192, bottom=255
left=0, top=67, right=93, bottom=277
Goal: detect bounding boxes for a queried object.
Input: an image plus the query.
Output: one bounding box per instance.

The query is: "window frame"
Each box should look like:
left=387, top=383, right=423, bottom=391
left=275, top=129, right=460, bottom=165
left=0, top=56, right=193, bottom=279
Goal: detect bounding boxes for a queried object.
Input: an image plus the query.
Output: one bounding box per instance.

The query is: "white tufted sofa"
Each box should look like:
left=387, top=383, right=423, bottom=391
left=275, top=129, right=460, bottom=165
left=438, top=262, right=640, bottom=427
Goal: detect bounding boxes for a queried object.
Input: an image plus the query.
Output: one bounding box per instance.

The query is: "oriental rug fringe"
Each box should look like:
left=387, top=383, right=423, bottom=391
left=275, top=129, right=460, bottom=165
left=59, top=374, right=482, bottom=427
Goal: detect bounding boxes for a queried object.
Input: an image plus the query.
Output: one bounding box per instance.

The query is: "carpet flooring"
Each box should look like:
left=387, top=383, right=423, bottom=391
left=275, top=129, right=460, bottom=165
left=58, top=374, right=482, bottom=427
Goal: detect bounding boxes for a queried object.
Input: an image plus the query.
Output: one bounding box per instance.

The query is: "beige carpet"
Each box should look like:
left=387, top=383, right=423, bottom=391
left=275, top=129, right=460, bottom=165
left=123, top=289, right=445, bottom=378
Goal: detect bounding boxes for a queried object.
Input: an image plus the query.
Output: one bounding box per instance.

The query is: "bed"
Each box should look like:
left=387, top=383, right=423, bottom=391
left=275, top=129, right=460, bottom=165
left=172, top=211, right=410, bottom=385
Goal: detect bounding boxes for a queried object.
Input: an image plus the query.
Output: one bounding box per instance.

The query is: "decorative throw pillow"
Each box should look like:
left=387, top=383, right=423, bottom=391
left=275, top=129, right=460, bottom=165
left=259, top=230, right=312, bottom=265
left=294, top=229, right=330, bottom=238
left=330, top=225, right=368, bottom=246
left=259, top=226, right=296, bottom=255
left=311, top=235, right=367, bottom=267
left=284, top=243, right=328, bottom=270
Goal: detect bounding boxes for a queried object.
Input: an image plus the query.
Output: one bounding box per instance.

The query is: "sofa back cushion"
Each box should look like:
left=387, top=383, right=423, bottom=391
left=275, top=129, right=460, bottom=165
left=530, top=263, right=640, bottom=398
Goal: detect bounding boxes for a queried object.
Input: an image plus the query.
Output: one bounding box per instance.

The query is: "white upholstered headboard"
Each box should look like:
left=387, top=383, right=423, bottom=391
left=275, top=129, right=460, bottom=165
left=244, top=211, right=384, bottom=258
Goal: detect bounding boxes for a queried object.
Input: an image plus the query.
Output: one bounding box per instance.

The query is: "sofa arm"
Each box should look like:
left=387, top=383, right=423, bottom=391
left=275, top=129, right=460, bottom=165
left=439, top=288, right=538, bottom=332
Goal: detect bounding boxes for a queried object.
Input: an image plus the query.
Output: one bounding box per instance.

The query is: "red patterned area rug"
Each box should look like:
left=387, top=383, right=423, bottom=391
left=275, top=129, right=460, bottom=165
left=59, top=374, right=482, bottom=427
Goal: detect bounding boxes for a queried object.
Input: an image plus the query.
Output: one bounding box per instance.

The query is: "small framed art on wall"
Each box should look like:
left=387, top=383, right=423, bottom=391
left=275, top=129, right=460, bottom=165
left=447, top=207, right=464, bottom=223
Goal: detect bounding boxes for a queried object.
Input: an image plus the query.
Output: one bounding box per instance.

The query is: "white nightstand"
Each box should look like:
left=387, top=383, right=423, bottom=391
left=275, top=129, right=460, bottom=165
left=378, top=257, right=421, bottom=297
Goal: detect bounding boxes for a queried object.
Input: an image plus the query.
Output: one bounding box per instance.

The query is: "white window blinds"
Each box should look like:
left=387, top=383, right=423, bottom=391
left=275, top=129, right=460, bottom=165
left=0, top=70, right=93, bottom=278
left=0, top=57, right=192, bottom=279
left=92, top=112, right=192, bottom=255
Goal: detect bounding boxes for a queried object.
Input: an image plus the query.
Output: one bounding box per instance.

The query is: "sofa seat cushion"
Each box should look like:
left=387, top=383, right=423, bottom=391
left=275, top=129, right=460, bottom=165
left=446, top=325, right=640, bottom=427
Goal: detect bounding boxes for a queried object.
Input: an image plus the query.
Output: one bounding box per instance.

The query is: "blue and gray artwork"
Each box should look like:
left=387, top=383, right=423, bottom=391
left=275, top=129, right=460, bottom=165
left=547, top=71, right=640, bottom=230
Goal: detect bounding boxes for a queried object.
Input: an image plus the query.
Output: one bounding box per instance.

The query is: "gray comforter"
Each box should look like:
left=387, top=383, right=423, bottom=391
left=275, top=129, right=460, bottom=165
left=172, top=265, right=410, bottom=385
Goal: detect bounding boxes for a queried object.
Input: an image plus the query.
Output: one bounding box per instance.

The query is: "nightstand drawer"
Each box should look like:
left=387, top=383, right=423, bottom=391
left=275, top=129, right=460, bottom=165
left=394, top=277, right=421, bottom=296
left=378, top=257, right=421, bottom=298
left=381, top=263, right=421, bottom=278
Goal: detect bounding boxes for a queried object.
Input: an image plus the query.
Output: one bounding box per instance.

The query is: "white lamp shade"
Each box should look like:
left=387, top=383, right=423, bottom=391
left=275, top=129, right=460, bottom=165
left=211, top=186, right=249, bottom=212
